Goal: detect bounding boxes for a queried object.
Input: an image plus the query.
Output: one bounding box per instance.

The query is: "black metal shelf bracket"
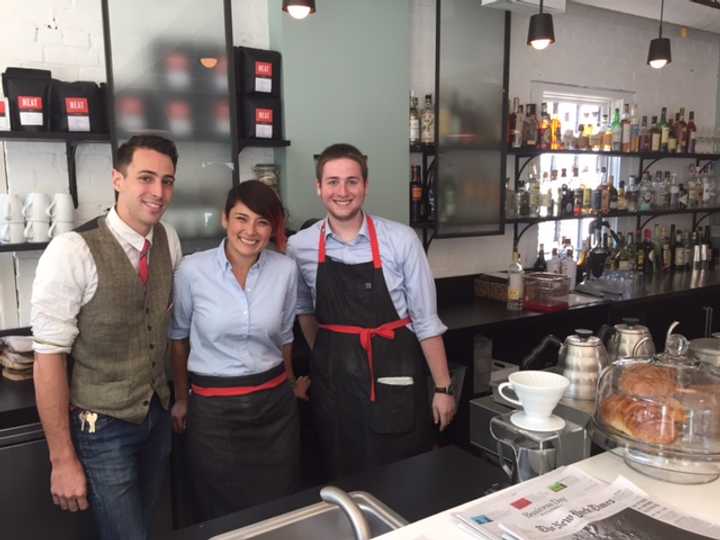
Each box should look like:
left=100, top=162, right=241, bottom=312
left=515, top=154, right=537, bottom=184
left=638, top=214, right=662, bottom=230
left=697, top=159, right=715, bottom=173
left=66, top=142, right=80, bottom=208
left=639, top=157, right=662, bottom=176
left=692, top=210, right=717, bottom=230
left=512, top=221, right=537, bottom=248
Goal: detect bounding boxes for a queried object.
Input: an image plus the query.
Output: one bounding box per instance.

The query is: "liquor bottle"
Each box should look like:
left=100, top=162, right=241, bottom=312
left=669, top=223, right=676, bottom=270
left=667, top=114, right=677, bottom=153
left=639, top=173, right=653, bottom=211
left=639, top=115, right=651, bottom=152
left=618, top=233, right=632, bottom=271
left=669, top=173, right=680, bottom=209
left=617, top=180, right=627, bottom=211
left=652, top=171, right=665, bottom=209
left=507, top=250, right=524, bottom=311
left=693, top=231, right=702, bottom=270
left=562, top=113, right=575, bottom=150
left=636, top=229, right=645, bottom=273
left=644, top=228, right=655, bottom=274
left=678, top=182, right=689, bottom=209
left=676, top=107, right=688, bottom=153
left=590, top=111, right=603, bottom=151
left=574, top=187, right=584, bottom=217
left=513, top=104, right=524, bottom=148
left=601, top=113, right=613, bottom=152
left=611, top=108, right=622, bottom=152
left=621, top=103, right=632, bottom=152
left=551, top=103, right=562, bottom=150
left=539, top=102, right=552, bottom=150
left=653, top=224, right=663, bottom=273
left=687, top=111, right=697, bottom=153
left=533, top=244, right=547, bottom=271
left=688, top=165, right=699, bottom=208
left=508, top=97, right=519, bottom=146
left=609, top=176, right=618, bottom=212
left=650, top=116, right=661, bottom=152
left=630, top=105, right=640, bottom=152
left=684, top=231, right=693, bottom=270
left=410, top=165, right=423, bottom=222
left=409, top=92, right=420, bottom=144
left=525, top=104, right=538, bottom=147
left=675, top=229, right=685, bottom=271
left=659, top=107, right=670, bottom=152
left=420, top=94, right=435, bottom=144
left=528, top=171, right=541, bottom=217
left=703, top=226, right=712, bottom=269
left=601, top=171, right=611, bottom=215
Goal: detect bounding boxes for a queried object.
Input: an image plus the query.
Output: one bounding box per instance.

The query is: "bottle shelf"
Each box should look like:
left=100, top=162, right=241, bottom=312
left=507, top=206, right=720, bottom=225
left=0, top=131, right=110, bottom=143
left=507, top=147, right=720, bottom=161
left=0, top=326, right=31, bottom=338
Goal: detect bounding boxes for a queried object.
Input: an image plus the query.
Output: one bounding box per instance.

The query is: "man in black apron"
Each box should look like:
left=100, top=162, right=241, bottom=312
left=286, top=143, right=455, bottom=479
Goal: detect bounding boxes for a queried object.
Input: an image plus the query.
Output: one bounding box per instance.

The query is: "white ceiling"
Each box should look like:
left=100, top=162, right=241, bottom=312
left=572, top=0, right=720, bottom=34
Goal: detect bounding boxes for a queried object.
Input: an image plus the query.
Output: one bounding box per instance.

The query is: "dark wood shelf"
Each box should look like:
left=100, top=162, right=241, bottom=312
left=0, top=131, right=110, bottom=143
left=0, top=242, right=49, bottom=253
left=506, top=147, right=720, bottom=161
left=0, top=327, right=31, bottom=338
left=506, top=206, right=720, bottom=225
left=237, top=138, right=291, bottom=149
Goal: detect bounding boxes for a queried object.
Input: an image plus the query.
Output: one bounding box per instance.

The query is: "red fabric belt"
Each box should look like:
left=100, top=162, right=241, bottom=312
left=318, top=317, right=411, bottom=402
left=191, top=371, right=288, bottom=397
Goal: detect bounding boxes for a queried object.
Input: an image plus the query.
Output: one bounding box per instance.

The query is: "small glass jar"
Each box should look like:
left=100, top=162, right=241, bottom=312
left=253, top=163, right=280, bottom=196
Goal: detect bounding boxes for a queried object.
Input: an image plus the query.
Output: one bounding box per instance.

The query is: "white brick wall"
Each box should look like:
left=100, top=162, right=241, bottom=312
left=411, top=0, right=720, bottom=277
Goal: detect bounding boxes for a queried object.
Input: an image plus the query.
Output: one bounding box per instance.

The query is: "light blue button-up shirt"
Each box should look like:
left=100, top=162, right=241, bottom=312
left=286, top=214, right=446, bottom=341
left=169, top=241, right=297, bottom=377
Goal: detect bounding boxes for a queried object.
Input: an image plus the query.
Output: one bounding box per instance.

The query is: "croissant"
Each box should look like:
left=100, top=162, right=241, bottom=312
left=618, top=363, right=678, bottom=399
left=601, top=393, right=686, bottom=445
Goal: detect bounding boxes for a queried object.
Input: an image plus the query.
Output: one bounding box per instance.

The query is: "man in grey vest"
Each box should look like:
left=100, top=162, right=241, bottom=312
left=31, top=135, right=182, bottom=540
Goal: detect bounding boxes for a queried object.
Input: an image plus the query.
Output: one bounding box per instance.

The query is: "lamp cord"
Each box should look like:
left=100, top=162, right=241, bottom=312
left=659, top=0, right=664, bottom=38
left=540, top=0, right=544, bottom=14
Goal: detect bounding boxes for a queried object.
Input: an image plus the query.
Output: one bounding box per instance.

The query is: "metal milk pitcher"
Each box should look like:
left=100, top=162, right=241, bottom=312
left=605, top=317, right=655, bottom=363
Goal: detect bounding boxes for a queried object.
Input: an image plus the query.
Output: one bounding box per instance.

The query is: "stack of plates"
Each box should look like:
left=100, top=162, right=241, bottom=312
left=0, top=336, right=34, bottom=381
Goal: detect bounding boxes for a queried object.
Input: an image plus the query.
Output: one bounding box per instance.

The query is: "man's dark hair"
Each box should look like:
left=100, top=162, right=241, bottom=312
left=315, top=143, right=368, bottom=182
left=114, top=135, right=178, bottom=174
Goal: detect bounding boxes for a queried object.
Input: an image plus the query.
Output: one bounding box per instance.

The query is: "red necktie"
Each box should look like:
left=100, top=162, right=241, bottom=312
left=138, top=239, right=150, bottom=285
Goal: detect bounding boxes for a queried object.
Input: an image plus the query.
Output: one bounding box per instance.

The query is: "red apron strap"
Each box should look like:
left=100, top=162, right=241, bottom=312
left=191, top=371, right=288, bottom=397
left=317, top=215, right=382, bottom=269
left=318, top=317, right=411, bottom=402
left=365, top=215, right=382, bottom=269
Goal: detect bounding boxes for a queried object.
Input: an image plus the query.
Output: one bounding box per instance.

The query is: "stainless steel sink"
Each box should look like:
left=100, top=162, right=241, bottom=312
left=210, top=490, right=408, bottom=540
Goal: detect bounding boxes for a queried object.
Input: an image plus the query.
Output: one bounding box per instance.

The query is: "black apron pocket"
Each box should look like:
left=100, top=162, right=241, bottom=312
left=369, top=378, right=416, bottom=435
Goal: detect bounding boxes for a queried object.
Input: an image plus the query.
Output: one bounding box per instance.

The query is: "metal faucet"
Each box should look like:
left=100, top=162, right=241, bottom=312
left=320, top=486, right=372, bottom=540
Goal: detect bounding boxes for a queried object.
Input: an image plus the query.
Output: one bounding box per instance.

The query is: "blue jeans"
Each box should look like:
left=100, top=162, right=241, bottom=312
left=70, top=396, right=171, bottom=540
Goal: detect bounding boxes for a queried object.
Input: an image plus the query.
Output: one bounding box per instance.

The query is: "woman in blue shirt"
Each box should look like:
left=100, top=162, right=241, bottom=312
left=169, top=181, right=309, bottom=521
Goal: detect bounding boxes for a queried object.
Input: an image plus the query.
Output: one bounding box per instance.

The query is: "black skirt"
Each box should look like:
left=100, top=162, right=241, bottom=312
left=185, top=370, right=300, bottom=521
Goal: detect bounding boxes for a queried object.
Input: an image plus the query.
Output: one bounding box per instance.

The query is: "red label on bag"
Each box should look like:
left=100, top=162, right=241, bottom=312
left=167, top=100, right=190, bottom=119
left=255, top=61, right=272, bottom=77
left=65, top=97, right=89, bottom=115
left=166, top=53, right=189, bottom=70
left=256, top=108, right=273, bottom=124
left=215, top=101, right=229, bottom=120
left=18, top=96, right=43, bottom=111
left=0, top=101, right=5, bottom=116
left=119, top=96, right=143, bottom=115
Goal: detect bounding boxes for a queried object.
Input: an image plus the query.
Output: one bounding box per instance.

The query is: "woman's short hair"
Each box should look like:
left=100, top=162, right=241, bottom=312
left=224, top=181, right=287, bottom=251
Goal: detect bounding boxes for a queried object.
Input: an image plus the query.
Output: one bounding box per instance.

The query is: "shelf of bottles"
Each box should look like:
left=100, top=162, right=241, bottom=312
left=508, top=147, right=720, bottom=161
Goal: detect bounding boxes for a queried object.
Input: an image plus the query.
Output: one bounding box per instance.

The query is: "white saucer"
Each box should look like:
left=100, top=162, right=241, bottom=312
left=510, top=411, right=566, bottom=432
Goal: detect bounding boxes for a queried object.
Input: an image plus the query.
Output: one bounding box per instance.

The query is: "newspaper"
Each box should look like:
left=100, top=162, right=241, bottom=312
left=454, top=466, right=720, bottom=540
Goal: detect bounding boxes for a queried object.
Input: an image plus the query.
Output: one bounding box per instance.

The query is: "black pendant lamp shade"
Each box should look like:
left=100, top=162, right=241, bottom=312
left=527, top=0, right=555, bottom=50
left=648, top=0, right=671, bottom=69
left=647, top=37, right=671, bottom=69
left=282, top=0, right=316, bottom=19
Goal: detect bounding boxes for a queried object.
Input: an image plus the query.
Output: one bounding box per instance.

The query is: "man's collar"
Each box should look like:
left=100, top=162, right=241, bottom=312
left=106, top=206, right=154, bottom=252
left=323, top=212, right=369, bottom=241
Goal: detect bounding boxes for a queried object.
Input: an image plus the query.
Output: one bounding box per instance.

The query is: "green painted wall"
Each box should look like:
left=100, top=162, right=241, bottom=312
left=268, top=0, right=410, bottom=229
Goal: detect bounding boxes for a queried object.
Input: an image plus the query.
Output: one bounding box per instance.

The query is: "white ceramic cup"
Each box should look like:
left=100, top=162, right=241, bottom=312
left=46, top=193, right=75, bottom=222
left=498, top=371, right=569, bottom=423
left=49, top=220, right=74, bottom=237
left=0, top=221, right=25, bottom=243
left=22, top=193, right=51, bottom=222
left=24, top=220, right=50, bottom=242
left=0, top=193, right=24, bottom=222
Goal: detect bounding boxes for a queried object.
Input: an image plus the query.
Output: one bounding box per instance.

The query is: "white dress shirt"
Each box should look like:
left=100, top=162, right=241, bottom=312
left=31, top=207, right=182, bottom=354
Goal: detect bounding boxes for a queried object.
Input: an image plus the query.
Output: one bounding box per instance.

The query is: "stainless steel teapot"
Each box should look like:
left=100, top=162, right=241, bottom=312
left=558, top=329, right=608, bottom=401
left=603, top=317, right=655, bottom=364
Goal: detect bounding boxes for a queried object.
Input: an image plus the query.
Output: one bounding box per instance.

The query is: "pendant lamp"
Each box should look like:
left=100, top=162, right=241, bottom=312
left=282, top=0, right=316, bottom=20
left=648, top=0, right=671, bottom=69
left=527, top=0, right=555, bottom=50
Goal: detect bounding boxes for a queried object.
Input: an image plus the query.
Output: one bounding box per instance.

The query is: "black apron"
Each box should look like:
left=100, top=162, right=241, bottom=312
left=185, top=366, right=300, bottom=521
left=312, top=215, right=432, bottom=479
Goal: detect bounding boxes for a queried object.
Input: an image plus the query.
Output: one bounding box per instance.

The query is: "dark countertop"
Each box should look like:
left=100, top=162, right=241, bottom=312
left=0, top=379, right=37, bottom=429
left=163, top=445, right=509, bottom=540
left=440, top=268, right=720, bottom=331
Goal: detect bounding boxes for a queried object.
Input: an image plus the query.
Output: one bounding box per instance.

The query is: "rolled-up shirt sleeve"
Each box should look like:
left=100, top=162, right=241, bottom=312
left=401, top=231, right=447, bottom=341
left=286, top=240, right=315, bottom=315
left=169, top=260, right=193, bottom=340
left=31, top=234, right=93, bottom=354
left=280, top=263, right=298, bottom=345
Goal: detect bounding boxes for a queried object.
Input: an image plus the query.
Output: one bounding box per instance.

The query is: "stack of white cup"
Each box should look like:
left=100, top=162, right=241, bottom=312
left=45, top=193, right=75, bottom=239
left=21, top=193, right=52, bottom=243
left=0, top=193, right=25, bottom=244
